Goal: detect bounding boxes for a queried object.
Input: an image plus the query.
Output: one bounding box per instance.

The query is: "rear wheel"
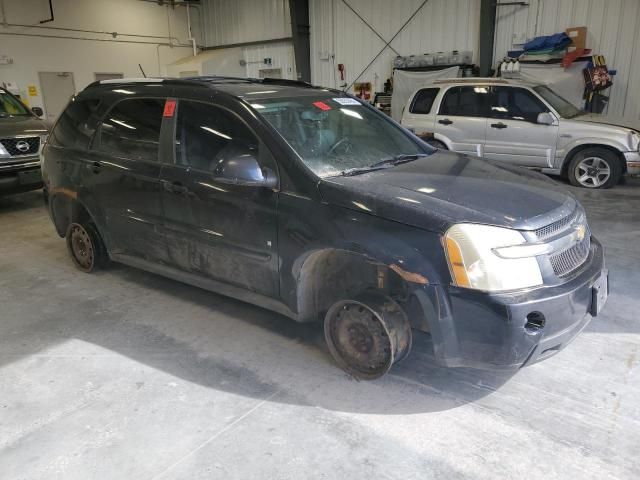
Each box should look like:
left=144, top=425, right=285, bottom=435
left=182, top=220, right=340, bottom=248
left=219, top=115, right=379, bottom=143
left=66, top=222, right=108, bottom=273
left=324, top=293, right=412, bottom=380
left=567, top=147, right=622, bottom=189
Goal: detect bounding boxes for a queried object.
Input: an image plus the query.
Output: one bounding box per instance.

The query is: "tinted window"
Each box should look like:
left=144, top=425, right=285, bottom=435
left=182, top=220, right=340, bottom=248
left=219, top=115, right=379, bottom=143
left=490, top=87, right=548, bottom=122
left=439, top=86, right=487, bottom=117
left=410, top=88, right=439, bottom=114
left=50, top=98, right=101, bottom=149
left=97, top=98, right=164, bottom=161
left=175, top=100, right=268, bottom=172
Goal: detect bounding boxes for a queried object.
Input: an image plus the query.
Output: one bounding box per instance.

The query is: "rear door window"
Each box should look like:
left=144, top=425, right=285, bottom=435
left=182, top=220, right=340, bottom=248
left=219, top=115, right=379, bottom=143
left=489, top=87, right=548, bottom=122
left=50, top=98, right=101, bottom=149
left=97, top=98, right=164, bottom=161
left=409, top=88, right=439, bottom=114
left=439, top=86, right=488, bottom=117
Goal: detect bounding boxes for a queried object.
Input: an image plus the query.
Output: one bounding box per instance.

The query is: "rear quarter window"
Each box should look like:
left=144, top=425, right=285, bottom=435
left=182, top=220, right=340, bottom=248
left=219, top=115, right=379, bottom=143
left=50, top=98, right=102, bottom=149
left=409, top=88, right=439, bottom=114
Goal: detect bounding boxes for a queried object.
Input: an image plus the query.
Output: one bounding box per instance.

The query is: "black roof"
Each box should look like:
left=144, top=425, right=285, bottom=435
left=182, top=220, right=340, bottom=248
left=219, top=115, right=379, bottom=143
left=86, top=76, right=342, bottom=100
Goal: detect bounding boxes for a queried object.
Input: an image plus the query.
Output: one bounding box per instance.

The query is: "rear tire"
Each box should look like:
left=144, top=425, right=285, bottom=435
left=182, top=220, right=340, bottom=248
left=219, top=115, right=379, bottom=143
left=567, top=147, right=622, bottom=189
left=324, top=293, right=412, bottom=380
left=66, top=222, right=109, bottom=273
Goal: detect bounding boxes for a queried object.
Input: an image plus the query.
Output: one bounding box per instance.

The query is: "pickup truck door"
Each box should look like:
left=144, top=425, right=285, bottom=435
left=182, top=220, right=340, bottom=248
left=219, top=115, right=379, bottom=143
left=484, top=86, right=559, bottom=167
left=434, top=85, right=488, bottom=157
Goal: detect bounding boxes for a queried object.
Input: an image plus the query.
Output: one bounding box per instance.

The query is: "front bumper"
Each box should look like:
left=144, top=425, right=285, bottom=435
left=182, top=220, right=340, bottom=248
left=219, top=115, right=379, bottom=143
left=0, top=158, right=43, bottom=194
left=624, top=151, right=640, bottom=175
left=415, top=236, right=606, bottom=370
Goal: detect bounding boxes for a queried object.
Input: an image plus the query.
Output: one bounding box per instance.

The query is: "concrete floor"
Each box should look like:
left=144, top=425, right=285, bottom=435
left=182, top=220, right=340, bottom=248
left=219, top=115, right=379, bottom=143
left=1, top=178, right=639, bottom=480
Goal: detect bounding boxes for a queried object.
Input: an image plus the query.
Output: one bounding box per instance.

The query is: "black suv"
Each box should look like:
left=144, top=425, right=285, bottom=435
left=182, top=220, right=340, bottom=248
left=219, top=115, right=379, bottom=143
left=0, top=87, right=48, bottom=194
left=42, top=77, right=608, bottom=379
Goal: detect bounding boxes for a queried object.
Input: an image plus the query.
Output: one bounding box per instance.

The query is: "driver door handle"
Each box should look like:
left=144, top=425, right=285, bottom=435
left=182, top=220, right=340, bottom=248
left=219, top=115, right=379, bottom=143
left=438, top=118, right=453, bottom=125
left=163, top=180, right=189, bottom=195
left=491, top=122, right=508, bottom=129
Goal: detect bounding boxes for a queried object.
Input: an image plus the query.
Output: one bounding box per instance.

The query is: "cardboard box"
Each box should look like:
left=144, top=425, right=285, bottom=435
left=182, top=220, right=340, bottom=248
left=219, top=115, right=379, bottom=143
left=566, top=26, right=587, bottom=52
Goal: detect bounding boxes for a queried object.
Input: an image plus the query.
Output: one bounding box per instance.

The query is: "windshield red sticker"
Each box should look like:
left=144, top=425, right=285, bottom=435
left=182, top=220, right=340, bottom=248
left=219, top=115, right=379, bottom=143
left=312, top=101, right=331, bottom=111
left=163, top=99, right=176, bottom=117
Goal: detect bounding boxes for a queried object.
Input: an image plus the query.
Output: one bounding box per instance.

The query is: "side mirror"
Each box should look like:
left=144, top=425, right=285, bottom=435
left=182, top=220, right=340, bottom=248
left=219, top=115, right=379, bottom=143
left=212, top=152, right=278, bottom=188
left=32, top=107, right=44, bottom=117
left=537, top=112, right=554, bottom=125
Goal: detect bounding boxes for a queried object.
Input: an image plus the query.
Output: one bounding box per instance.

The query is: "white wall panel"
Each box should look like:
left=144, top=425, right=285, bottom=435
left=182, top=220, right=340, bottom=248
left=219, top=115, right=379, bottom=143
left=493, top=0, right=640, bottom=120
left=201, top=0, right=292, bottom=47
left=310, top=0, right=480, bottom=92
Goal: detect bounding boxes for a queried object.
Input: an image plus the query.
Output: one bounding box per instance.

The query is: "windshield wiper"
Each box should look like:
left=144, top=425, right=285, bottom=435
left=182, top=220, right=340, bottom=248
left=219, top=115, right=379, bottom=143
left=337, top=153, right=428, bottom=177
left=368, top=153, right=429, bottom=169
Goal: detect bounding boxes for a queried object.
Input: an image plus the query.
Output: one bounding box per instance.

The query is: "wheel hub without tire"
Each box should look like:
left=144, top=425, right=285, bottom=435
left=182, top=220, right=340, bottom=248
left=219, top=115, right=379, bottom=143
left=68, top=224, right=94, bottom=270
left=324, top=293, right=412, bottom=380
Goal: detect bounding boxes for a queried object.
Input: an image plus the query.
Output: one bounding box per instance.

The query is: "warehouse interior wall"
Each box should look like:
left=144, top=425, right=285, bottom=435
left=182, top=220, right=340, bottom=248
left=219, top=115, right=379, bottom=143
left=0, top=0, right=196, bottom=116
left=309, top=0, right=481, bottom=92
left=493, top=0, right=640, bottom=120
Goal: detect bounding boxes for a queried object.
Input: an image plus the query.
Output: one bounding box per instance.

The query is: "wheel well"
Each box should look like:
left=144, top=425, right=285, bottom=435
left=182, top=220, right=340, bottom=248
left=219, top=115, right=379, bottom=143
left=562, top=144, right=626, bottom=176
left=295, top=249, right=427, bottom=329
left=51, top=195, right=93, bottom=238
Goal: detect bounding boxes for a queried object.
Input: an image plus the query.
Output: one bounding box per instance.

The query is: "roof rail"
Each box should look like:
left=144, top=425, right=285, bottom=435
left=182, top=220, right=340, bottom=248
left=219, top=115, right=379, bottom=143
left=431, top=77, right=508, bottom=85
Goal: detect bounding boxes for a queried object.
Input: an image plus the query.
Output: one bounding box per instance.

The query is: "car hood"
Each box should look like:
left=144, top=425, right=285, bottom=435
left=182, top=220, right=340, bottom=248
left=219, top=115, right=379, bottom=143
left=319, top=151, right=576, bottom=233
left=573, top=114, right=640, bottom=132
left=0, top=115, right=49, bottom=137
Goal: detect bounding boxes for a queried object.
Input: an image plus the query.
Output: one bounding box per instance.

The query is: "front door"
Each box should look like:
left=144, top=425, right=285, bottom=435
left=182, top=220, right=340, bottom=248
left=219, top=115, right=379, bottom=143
left=434, top=85, right=489, bottom=157
left=160, top=99, right=279, bottom=297
left=88, top=97, right=169, bottom=263
left=484, top=86, right=559, bottom=167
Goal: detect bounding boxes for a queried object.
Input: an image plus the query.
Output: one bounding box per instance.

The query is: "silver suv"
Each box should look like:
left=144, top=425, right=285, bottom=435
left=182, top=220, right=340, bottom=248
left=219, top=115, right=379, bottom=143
left=401, top=78, right=640, bottom=188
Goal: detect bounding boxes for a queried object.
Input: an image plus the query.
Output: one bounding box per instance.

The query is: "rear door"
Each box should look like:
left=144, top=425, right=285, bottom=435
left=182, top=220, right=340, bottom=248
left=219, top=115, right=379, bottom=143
left=434, top=86, right=489, bottom=156
left=86, top=97, right=170, bottom=262
left=484, top=86, right=558, bottom=167
left=159, top=99, right=279, bottom=296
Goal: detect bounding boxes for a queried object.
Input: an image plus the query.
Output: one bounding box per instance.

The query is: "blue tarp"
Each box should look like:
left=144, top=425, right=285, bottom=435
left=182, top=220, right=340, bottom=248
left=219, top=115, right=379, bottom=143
left=523, top=32, right=571, bottom=52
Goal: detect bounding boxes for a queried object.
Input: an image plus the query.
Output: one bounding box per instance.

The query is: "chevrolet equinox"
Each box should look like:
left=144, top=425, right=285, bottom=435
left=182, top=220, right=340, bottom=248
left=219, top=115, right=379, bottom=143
left=41, top=77, right=608, bottom=379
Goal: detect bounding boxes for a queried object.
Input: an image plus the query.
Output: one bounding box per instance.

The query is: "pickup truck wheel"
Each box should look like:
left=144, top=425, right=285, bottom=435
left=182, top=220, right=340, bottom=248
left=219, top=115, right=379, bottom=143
left=324, top=293, right=412, bottom=380
left=568, top=148, right=622, bottom=189
left=66, top=222, right=108, bottom=273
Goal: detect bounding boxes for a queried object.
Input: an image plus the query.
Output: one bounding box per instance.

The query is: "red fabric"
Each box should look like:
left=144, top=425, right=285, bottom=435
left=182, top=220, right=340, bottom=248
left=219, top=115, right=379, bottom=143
left=163, top=99, right=176, bottom=117
left=312, top=101, right=331, bottom=111
left=562, top=48, right=591, bottom=68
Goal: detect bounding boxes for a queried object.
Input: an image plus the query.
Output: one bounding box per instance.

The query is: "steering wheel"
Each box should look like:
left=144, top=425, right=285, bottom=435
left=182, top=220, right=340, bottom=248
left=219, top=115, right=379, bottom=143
left=327, top=137, right=353, bottom=159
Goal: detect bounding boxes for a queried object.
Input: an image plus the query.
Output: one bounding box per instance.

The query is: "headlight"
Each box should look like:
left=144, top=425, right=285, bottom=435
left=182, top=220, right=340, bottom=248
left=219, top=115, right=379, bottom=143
left=40, top=134, right=49, bottom=146
left=0, top=142, right=9, bottom=158
left=444, top=223, right=543, bottom=292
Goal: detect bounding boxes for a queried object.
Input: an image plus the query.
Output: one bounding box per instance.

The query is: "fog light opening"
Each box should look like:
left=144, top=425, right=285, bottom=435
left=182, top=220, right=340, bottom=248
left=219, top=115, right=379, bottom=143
left=525, top=311, right=546, bottom=333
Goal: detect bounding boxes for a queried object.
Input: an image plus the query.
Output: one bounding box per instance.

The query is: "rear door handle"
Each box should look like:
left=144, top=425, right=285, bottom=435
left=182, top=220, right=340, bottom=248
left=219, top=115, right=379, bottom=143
left=491, top=122, right=508, bottom=129
left=438, top=118, right=453, bottom=125
left=163, top=181, right=189, bottom=195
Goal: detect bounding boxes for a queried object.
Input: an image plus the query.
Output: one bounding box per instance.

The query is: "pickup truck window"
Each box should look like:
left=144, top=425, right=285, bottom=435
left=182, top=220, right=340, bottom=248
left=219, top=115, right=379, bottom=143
left=97, top=98, right=164, bottom=162
left=439, top=86, right=487, bottom=117
left=410, top=88, right=439, bottom=114
left=489, top=87, right=547, bottom=123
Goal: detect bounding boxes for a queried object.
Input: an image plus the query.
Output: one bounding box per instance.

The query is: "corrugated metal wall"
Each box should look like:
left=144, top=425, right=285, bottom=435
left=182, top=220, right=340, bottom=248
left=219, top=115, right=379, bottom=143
left=309, top=0, right=481, bottom=92
left=201, top=0, right=291, bottom=47
left=494, top=0, right=640, bottom=120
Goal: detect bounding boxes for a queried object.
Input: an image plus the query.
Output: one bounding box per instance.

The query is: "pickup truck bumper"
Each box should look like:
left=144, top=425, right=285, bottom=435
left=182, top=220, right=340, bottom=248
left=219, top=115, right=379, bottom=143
left=623, top=151, right=640, bottom=175
left=416, top=236, right=607, bottom=370
left=0, top=157, right=43, bottom=194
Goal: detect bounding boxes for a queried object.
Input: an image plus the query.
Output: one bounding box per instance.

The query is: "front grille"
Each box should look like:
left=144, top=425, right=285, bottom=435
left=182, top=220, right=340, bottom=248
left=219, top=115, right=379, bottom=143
left=535, top=209, right=580, bottom=240
left=0, top=137, right=40, bottom=156
left=550, top=235, right=591, bottom=277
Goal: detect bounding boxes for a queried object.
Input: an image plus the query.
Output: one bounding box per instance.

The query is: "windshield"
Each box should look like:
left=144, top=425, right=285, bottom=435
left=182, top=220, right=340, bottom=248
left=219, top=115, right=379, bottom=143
left=0, top=89, right=30, bottom=117
left=247, top=94, right=428, bottom=178
left=533, top=85, right=583, bottom=119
